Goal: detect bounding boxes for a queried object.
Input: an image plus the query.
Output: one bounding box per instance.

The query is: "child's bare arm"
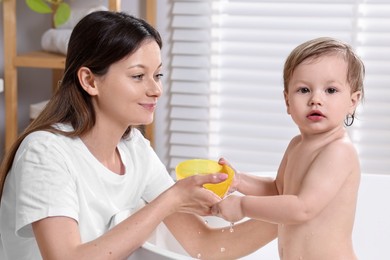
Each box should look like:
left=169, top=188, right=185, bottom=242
left=218, top=158, right=279, bottom=196
left=236, top=173, right=278, bottom=196
left=214, top=140, right=359, bottom=224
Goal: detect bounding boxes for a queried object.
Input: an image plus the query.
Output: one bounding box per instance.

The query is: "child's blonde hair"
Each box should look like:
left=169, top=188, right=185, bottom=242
left=283, top=37, right=365, bottom=99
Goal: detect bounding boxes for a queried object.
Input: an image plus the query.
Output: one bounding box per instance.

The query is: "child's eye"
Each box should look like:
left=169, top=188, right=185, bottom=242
left=298, top=87, right=310, bottom=93
left=326, top=87, right=337, bottom=94
left=155, top=73, right=164, bottom=80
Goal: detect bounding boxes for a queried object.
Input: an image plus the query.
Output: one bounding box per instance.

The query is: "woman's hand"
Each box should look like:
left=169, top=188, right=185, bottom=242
left=170, top=173, right=228, bottom=216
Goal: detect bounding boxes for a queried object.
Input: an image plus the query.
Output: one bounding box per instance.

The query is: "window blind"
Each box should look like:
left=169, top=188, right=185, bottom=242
left=167, top=0, right=390, bottom=175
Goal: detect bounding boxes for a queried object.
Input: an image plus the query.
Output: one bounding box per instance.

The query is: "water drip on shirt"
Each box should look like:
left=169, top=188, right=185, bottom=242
left=229, top=222, right=235, bottom=232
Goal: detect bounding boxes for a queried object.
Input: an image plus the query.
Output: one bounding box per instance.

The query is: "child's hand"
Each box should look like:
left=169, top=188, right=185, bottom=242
left=211, top=195, right=245, bottom=223
left=218, top=158, right=241, bottom=194
left=228, top=172, right=241, bottom=194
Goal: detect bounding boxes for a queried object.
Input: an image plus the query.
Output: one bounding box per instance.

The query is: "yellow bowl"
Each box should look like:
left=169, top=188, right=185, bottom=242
left=175, top=159, right=235, bottom=198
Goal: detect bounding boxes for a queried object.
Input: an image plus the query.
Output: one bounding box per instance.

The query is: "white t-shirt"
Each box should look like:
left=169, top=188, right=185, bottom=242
left=0, top=124, right=174, bottom=260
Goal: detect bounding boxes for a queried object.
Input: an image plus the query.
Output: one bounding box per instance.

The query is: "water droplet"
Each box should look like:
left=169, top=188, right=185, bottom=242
left=197, top=253, right=202, bottom=259
left=229, top=222, right=235, bottom=232
left=204, top=219, right=208, bottom=224
left=220, top=247, right=225, bottom=252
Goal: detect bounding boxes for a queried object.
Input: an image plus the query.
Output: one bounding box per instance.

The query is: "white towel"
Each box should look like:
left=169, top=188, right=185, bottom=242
left=41, top=5, right=109, bottom=55
left=41, top=28, right=72, bottom=55
left=57, top=5, right=108, bottom=29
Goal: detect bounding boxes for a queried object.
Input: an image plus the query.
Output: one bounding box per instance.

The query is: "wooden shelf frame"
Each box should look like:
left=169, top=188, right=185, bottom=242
left=3, top=0, right=157, bottom=151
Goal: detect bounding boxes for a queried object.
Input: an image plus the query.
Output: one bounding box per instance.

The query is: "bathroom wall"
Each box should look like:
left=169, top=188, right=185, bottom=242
left=0, top=1, right=142, bottom=158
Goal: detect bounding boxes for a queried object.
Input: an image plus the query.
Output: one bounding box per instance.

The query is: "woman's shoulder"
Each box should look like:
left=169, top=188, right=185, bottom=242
left=23, top=124, right=72, bottom=142
left=19, top=124, right=77, bottom=157
left=124, top=127, right=151, bottom=146
left=23, top=129, right=59, bottom=145
left=120, top=128, right=157, bottom=161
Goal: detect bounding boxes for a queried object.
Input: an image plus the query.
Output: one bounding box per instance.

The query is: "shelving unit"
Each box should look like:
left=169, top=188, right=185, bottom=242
left=2, top=0, right=156, bottom=151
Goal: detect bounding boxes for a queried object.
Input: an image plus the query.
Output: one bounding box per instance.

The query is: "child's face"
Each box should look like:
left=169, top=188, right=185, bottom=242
left=284, top=54, right=361, bottom=134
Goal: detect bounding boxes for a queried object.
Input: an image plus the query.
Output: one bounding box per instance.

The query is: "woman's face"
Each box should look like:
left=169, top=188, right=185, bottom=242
left=93, top=40, right=163, bottom=129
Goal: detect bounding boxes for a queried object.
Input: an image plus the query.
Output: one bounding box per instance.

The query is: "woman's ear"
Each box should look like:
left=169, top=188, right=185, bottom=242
left=78, top=67, right=98, bottom=96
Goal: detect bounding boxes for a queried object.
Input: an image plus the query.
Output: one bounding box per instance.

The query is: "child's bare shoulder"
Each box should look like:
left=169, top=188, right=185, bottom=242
left=319, top=136, right=359, bottom=164
left=287, top=135, right=302, bottom=149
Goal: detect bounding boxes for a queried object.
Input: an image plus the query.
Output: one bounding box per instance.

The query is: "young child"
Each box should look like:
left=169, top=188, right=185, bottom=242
left=212, top=37, right=364, bottom=260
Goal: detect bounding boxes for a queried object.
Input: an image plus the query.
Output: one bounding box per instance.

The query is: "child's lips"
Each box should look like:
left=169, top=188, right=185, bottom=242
left=307, top=110, right=325, bottom=120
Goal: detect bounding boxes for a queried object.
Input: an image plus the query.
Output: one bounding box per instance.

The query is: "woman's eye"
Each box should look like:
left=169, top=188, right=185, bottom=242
left=326, top=88, right=337, bottom=94
left=155, top=73, right=164, bottom=80
left=132, top=74, right=144, bottom=80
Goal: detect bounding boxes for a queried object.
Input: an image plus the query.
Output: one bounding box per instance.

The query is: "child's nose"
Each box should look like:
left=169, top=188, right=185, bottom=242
left=309, top=92, right=323, bottom=106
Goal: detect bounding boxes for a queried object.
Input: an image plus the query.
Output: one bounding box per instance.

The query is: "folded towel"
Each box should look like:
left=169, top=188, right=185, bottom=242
left=41, top=29, right=72, bottom=55
left=30, top=100, right=49, bottom=120
left=57, top=5, right=108, bottom=29
left=41, top=5, right=109, bottom=55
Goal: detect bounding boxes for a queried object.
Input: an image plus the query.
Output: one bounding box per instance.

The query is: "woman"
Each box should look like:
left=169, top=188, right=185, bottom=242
left=0, top=11, right=276, bottom=259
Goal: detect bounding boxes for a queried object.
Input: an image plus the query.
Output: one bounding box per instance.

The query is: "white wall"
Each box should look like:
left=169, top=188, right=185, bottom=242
left=0, top=1, right=142, bottom=158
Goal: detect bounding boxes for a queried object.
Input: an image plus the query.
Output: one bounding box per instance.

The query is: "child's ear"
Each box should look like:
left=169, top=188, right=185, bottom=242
left=349, top=90, right=362, bottom=114
left=78, top=67, right=98, bottom=96
left=284, top=90, right=291, bottom=114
